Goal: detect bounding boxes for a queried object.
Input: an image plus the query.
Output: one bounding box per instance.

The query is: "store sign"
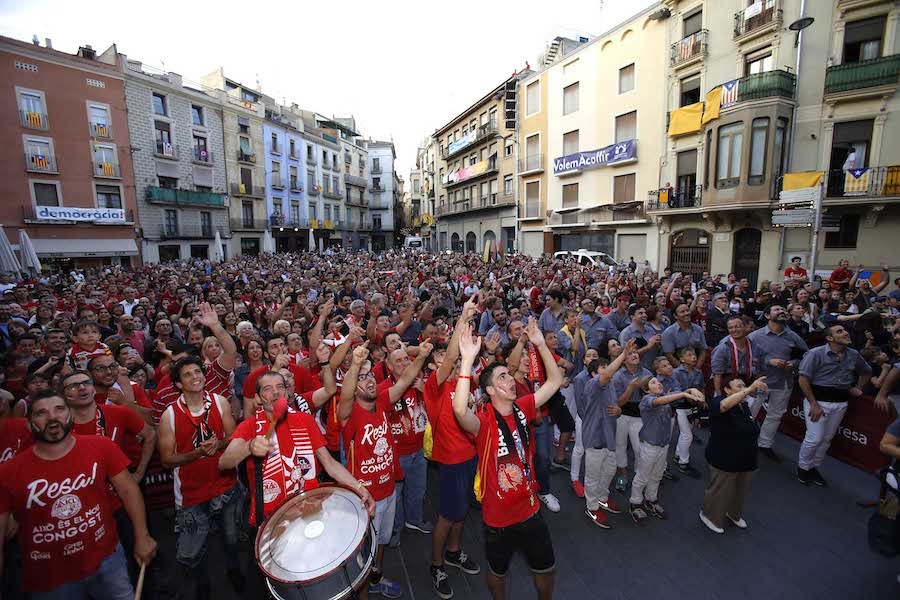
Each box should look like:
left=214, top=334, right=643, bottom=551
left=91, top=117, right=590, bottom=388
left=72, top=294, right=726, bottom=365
left=553, top=140, right=636, bottom=176
left=35, top=205, right=125, bottom=223
left=447, top=130, right=477, bottom=155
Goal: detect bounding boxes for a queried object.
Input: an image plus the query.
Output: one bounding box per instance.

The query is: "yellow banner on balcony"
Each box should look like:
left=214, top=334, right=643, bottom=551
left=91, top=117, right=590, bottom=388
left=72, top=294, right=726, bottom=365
left=310, top=219, right=319, bottom=229
left=783, top=171, right=823, bottom=191
left=239, top=183, right=247, bottom=194
left=668, top=102, right=703, bottom=137
left=100, top=162, right=114, bottom=176
left=324, top=219, right=334, bottom=230
left=701, top=86, right=722, bottom=125
left=659, top=189, right=669, bottom=204
left=26, top=111, right=43, bottom=127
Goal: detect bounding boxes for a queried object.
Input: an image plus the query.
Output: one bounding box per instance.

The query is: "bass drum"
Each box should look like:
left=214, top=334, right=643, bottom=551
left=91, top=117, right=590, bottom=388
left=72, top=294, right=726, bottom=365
left=256, top=485, right=375, bottom=600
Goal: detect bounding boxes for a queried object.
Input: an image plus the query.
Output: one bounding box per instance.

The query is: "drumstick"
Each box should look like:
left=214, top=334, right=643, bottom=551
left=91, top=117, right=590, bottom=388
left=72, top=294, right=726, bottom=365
left=134, top=562, right=147, bottom=600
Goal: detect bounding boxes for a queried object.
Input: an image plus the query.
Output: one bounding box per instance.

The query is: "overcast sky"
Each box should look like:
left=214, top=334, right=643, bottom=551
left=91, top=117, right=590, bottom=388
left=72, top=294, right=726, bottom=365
left=0, top=0, right=654, bottom=178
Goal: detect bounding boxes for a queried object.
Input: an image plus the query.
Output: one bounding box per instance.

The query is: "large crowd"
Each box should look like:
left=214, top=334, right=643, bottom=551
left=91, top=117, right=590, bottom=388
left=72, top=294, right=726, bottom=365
left=0, top=248, right=898, bottom=600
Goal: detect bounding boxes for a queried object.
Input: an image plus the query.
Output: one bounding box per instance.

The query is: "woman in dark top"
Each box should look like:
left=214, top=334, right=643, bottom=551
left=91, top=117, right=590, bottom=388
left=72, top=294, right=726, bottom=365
left=700, top=376, right=768, bottom=535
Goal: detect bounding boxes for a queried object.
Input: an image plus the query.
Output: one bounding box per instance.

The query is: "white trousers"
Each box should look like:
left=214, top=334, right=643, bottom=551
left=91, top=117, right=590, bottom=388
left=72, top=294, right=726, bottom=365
left=630, top=442, right=669, bottom=504
left=571, top=415, right=585, bottom=482
left=797, top=399, right=848, bottom=470
left=749, top=387, right=792, bottom=449
left=674, top=408, right=694, bottom=464
left=584, top=447, right=618, bottom=511
left=615, top=415, right=643, bottom=469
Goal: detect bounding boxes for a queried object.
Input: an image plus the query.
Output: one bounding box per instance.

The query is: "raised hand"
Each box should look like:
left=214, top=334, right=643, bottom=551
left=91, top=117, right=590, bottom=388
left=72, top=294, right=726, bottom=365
left=314, top=342, right=330, bottom=364
left=418, top=338, right=434, bottom=357
left=462, top=293, right=479, bottom=320
left=458, top=323, right=482, bottom=361
left=623, top=338, right=638, bottom=355
left=319, top=299, right=334, bottom=317
left=351, top=342, right=370, bottom=366
left=526, top=319, right=546, bottom=348
left=195, top=302, right=219, bottom=329
left=485, top=332, right=501, bottom=354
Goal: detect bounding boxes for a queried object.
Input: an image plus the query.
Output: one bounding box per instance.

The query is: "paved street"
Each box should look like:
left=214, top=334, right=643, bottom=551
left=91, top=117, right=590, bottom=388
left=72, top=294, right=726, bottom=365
left=152, top=430, right=898, bottom=600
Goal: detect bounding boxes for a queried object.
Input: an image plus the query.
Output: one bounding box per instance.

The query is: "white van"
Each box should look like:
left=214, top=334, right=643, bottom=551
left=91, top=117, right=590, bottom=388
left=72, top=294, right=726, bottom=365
left=554, top=249, right=622, bottom=270
left=404, top=236, right=424, bottom=250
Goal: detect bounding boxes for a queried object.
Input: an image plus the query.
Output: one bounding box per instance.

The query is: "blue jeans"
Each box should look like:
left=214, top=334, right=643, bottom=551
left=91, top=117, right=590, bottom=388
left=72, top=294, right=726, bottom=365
left=393, top=449, right=427, bottom=534
left=534, top=418, right=552, bottom=494
left=31, top=544, right=133, bottom=600
left=175, top=483, right=243, bottom=572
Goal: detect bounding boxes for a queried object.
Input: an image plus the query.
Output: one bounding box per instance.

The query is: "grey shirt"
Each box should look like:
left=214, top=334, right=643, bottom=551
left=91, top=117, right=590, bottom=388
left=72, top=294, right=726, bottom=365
left=607, top=310, right=631, bottom=334
left=573, top=369, right=591, bottom=406
left=619, top=324, right=659, bottom=370
left=613, top=366, right=653, bottom=417
left=581, top=314, right=610, bottom=349
left=538, top=307, right=565, bottom=335
left=486, top=324, right=510, bottom=347
left=661, top=322, right=708, bottom=356
left=711, top=336, right=758, bottom=381
left=799, top=344, right=872, bottom=388
left=639, top=394, right=673, bottom=447
left=578, top=376, right=618, bottom=450
left=747, top=325, right=809, bottom=389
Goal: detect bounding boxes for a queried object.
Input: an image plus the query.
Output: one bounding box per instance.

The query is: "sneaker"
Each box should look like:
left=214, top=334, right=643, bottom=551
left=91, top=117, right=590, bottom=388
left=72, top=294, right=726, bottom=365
left=388, top=530, right=401, bottom=549
left=726, top=513, right=747, bottom=529
left=404, top=520, right=434, bottom=534
left=431, top=566, right=453, bottom=599
left=809, top=468, right=827, bottom=487
left=551, top=456, right=570, bottom=470
left=699, top=511, right=724, bottom=534
left=598, top=497, right=621, bottom=514
left=662, top=466, right=679, bottom=481
left=538, top=493, right=561, bottom=513
left=585, top=508, right=611, bottom=529
left=678, top=463, right=702, bottom=479
left=571, top=481, right=585, bottom=498
left=614, top=473, right=628, bottom=493
left=369, top=576, right=402, bottom=598
left=444, top=550, right=480, bottom=575
left=629, top=503, right=649, bottom=525
left=758, top=447, right=781, bottom=463
left=796, top=467, right=814, bottom=485
left=644, top=500, right=667, bottom=520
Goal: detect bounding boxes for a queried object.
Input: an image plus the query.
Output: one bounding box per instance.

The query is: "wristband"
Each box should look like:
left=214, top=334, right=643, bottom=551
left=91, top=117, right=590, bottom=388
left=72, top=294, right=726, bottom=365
left=318, top=361, right=329, bottom=366
left=459, top=375, right=472, bottom=381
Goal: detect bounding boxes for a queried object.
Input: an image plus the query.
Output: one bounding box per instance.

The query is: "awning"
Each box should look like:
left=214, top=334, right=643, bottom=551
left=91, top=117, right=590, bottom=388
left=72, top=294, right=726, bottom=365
left=555, top=207, right=581, bottom=214
left=30, top=238, right=139, bottom=258
left=608, top=201, right=643, bottom=211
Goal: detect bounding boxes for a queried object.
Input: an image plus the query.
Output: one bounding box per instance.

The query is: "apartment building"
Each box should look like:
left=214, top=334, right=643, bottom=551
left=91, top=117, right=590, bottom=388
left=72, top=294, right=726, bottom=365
left=433, top=74, right=529, bottom=254
left=517, top=20, right=665, bottom=264
left=200, top=69, right=267, bottom=257
left=323, top=117, right=370, bottom=251
left=367, top=140, right=398, bottom=250
left=0, top=37, right=140, bottom=268
left=412, top=138, right=438, bottom=250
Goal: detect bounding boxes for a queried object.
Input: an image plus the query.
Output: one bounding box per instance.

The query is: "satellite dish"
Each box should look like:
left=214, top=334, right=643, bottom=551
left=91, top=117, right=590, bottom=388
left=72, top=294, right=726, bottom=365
left=788, top=17, right=814, bottom=31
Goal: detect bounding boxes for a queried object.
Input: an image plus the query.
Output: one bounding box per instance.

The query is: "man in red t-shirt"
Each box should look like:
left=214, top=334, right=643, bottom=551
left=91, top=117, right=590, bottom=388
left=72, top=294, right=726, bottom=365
left=452, top=320, right=563, bottom=600
left=0, top=390, right=156, bottom=597
left=338, top=341, right=432, bottom=599
left=0, top=388, right=32, bottom=464
left=783, top=256, right=808, bottom=283
left=830, top=258, right=853, bottom=290
left=157, top=355, right=242, bottom=594
left=87, top=354, right=154, bottom=424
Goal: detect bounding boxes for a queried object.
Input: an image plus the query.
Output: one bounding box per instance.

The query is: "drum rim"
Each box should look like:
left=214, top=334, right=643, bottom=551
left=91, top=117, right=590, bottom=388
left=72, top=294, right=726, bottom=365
left=255, top=483, right=373, bottom=585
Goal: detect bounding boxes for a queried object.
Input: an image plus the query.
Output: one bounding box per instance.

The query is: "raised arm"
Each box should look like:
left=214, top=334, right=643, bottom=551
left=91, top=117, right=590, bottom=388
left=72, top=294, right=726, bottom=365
left=527, top=320, right=563, bottom=409
left=719, top=378, right=767, bottom=412
left=506, top=332, right=527, bottom=373
left=389, top=340, right=433, bottom=403
left=338, top=344, right=369, bottom=424
left=438, top=293, right=478, bottom=386
left=451, top=324, right=482, bottom=436
left=196, top=302, right=237, bottom=371
left=309, top=299, right=334, bottom=351
left=600, top=338, right=635, bottom=385
left=875, top=366, right=900, bottom=414
left=312, top=343, right=338, bottom=407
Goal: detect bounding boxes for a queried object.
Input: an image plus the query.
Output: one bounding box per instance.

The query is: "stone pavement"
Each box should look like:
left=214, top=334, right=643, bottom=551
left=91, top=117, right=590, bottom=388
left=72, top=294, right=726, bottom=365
left=150, top=431, right=898, bottom=599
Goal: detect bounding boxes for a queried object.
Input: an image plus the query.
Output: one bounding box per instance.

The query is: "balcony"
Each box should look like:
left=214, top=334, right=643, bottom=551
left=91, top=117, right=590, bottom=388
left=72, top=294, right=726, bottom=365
left=734, top=0, right=781, bottom=42
left=331, top=162, right=340, bottom=172
left=24, top=153, right=58, bottom=174
left=670, top=30, right=707, bottom=68
left=289, top=178, right=302, bottom=192
left=323, top=189, right=343, bottom=200
left=159, top=224, right=215, bottom=240
left=345, top=153, right=352, bottom=163
left=308, top=185, right=321, bottom=196
left=735, top=69, right=795, bottom=102
left=824, top=166, right=900, bottom=200
left=230, top=218, right=267, bottom=231
left=371, top=165, right=383, bottom=174
left=20, top=110, right=48, bottom=130
left=146, top=186, right=227, bottom=207
left=271, top=174, right=285, bottom=190
left=442, top=120, right=500, bottom=160
left=825, top=54, right=900, bottom=97
left=238, top=149, right=256, bottom=163
left=444, top=157, right=498, bottom=188
left=93, top=161, right=121, bottom=178
left=646, top=186, right=702, bottom=212
left=321, top=161, right=331, bottom=172
left=307, top=154, right=317, bottom=165
left=193, top=148, right=213, bottom=164
left=269, top=212, right=286, bottom=227
left=434, top=192, right=515, bottom=216
left=345, top=195, right=369, bottom=207
left=345, top=173, right=368, bottom=188
left=518, top=154, right=544, bottom=175
left=154, top=141, right=178, bottom=160
left=89, top=121, right=113, bottom=139
left=22, top=205, right=134, bottom=225
left=229, top=182, right=265, bottom=197
left=369, top=183, right=384, bottom=192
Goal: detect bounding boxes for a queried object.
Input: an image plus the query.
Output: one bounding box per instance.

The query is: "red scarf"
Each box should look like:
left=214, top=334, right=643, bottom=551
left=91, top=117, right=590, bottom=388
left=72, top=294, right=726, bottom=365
left=730, top=337, right=753, bottom=379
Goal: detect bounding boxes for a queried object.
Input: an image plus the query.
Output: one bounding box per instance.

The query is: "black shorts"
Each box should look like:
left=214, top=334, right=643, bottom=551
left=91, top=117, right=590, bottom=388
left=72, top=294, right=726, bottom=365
left=438, top=457, right=477, bottom=522
left=547, top=392, right=575, bottom=433
left=485, top=513, right=555, bottom=577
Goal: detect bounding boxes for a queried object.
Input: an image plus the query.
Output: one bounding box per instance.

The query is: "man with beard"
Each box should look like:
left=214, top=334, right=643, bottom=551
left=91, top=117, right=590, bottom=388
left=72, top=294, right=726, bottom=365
left=661, top=303, right=708, bottom=369
left=88, top=355, right=154, bottom=424
left=0, top=390, right=157, bottom=598
left=118, top=314, right=146, bottom=359
left=27, top=328, right=70, bottom=379
left=337, top=339, right=434, bottom=598
left=711, top=316, right=758, bottom=396
left=748, top=305, right=808, bottom=462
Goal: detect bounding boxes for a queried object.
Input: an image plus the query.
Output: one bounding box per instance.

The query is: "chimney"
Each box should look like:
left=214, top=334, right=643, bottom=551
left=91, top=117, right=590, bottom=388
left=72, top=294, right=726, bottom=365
left=168, top=72, right=183, bottom=88
left=44, top=38, right=52, bottom=49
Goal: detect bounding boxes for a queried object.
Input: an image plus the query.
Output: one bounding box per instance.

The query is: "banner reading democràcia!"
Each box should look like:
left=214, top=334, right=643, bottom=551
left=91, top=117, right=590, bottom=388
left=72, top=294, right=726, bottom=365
left=35, top=204, right=125, bottom=223
left=553, top=139, right=635, bottom=176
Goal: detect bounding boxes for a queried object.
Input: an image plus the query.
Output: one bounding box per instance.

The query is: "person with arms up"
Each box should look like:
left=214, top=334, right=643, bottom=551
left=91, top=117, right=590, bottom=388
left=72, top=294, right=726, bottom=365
left=451, top=319, right=563, bottom=600
left=611, top=347, right=652, bottom=492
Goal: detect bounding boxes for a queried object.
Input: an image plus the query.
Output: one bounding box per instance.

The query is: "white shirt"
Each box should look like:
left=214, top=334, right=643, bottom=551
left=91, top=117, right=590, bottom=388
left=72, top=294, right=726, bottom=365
left=118, top=299, right=139, bottom=315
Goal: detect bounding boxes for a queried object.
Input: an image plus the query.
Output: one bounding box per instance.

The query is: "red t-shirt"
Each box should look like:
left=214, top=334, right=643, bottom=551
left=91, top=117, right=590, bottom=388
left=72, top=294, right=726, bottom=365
left=424, top=371, right=476, bottom=465
left=341, top=388, right=401, bottom=502
left=0, top=436, right=129, bottom=592
left=66, top=342, right=112, bottom=371
left=0, top=418, right=33, bottom=464
left=475, top=395, right=539, bottom=528
left=377, top=377, right=428, bottom=456
left=73, top=404, right=145, bottom=470
left=784, top=267, right=807, bottom=279
left=830, top=267, right=852, bottom=289
left=233, top=409, right=325, bottom=526
left=96, top=382, right=154, bottom=412
left=242, top=364, right=315, bottom=399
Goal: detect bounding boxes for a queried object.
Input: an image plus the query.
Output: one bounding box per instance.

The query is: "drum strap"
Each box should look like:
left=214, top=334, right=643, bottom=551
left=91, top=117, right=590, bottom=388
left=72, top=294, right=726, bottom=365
left=254, top=456, right=265, bottom=526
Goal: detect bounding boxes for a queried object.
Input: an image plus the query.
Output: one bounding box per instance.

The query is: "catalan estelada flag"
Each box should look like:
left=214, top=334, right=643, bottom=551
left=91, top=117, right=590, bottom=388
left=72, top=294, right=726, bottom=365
left=100, top=162, right=114, bottom=176
left=844, top=168, right=870, bottom=195
left=26, top=112, right=43, bottom=128
left=94, top=122, right=109, bottom=137
left=31, top=154, right=48, bottom=169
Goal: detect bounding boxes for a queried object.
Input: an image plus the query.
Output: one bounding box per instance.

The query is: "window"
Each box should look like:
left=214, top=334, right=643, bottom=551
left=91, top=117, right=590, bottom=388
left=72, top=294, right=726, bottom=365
left=683, top=10, right=702, bottom=37
left=745, top=52, right=773, bottom=75
left=525, top=181, right=540, bottom=218
left=373, top=214, right=382, bottom=230
left=242, top=201, right=253, bottom=225
left=273, top=198, right=283, bottom=215
left=200, top=212, right=212, bottom=237
left=306, top=145, right=313, bottom=160
left=271, top=133, right=280, bottom=153
left=489, top=179, right=498, bottom=203
left=33, top=182, right=60, bottom=206
left=526, top=81, right=540, bottom=116
left=615, top=111, right=637, bottom=143
left=619, top=64, right=635, bottom=94
left=154, top=121, right=172, bottom=155
left=164, top=209, right=178, bottom=235
left=239, top=136, right=251, bottom=155
left=704, top=129, right=713, bottom=189
left=96, top=185, right=122, bottom=209
left=843, top=17, right=885, bottom=63
left=373, top=177, right=381, bottom=189
left=308, top=202, right=317, bottom=220
left=238, top=117, right=250, bottom=135
left=307, top=170, right=316, bottom=190
left=242, top=89, right=258, bottom=103
left=240, top=239, right=259, bottom=256
left=240, top=167, right=253, bottom=188
left=504, top=175, right=513, bottom=195
left=19, top=91, right=44, bottom=115
left=152, top=93, right=167, bottom=116
left=613, top=174, right=636, bottom=203
left=290, top=166, right=299, bottom=189
left=563, top=83, right=579, bottom=115
left=324, top=204, right=332, bottom=221
left=562, top=183, right=579, bottom=208
left=748, top=117, right=769, bottom=185
left=271, top=161, right=282, bottom=186
left=193, top=135, right=208, bottom=162
left=772, top=118, right=788, bottom=179
left=322, top=150, right=328, bottom=164
left=191, top=105, right=204, bottom=126
left=716, top=122, right=744, bottom=187
left=505, top=137, right=514, bottom=157
left=524, top=134, right=540, bottom=171
left=24, top=137, right=51, bottom=166
left=289, top=139, right=296, bottom=157
left=677, top=149, right=698, bottom=195
left=373, top=158, right=381, bottom=171
left=332, top=176, right=339, bottom=192
left=413, top=179, right=420, bottom=193
left=825, top=215, right=860, bottom=248
left=89, top=104, right=110, bottom=136
left=158, top=176, right=177, bottom=189
left=290, top=202, right=300, bottom=223
left=563, top=130, right=579, bottom=155
left=680, top=76, right=701, bottom=107
left=93, top=144, right=116, bottom=166
left=489, top=108, right=497, bottom=124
